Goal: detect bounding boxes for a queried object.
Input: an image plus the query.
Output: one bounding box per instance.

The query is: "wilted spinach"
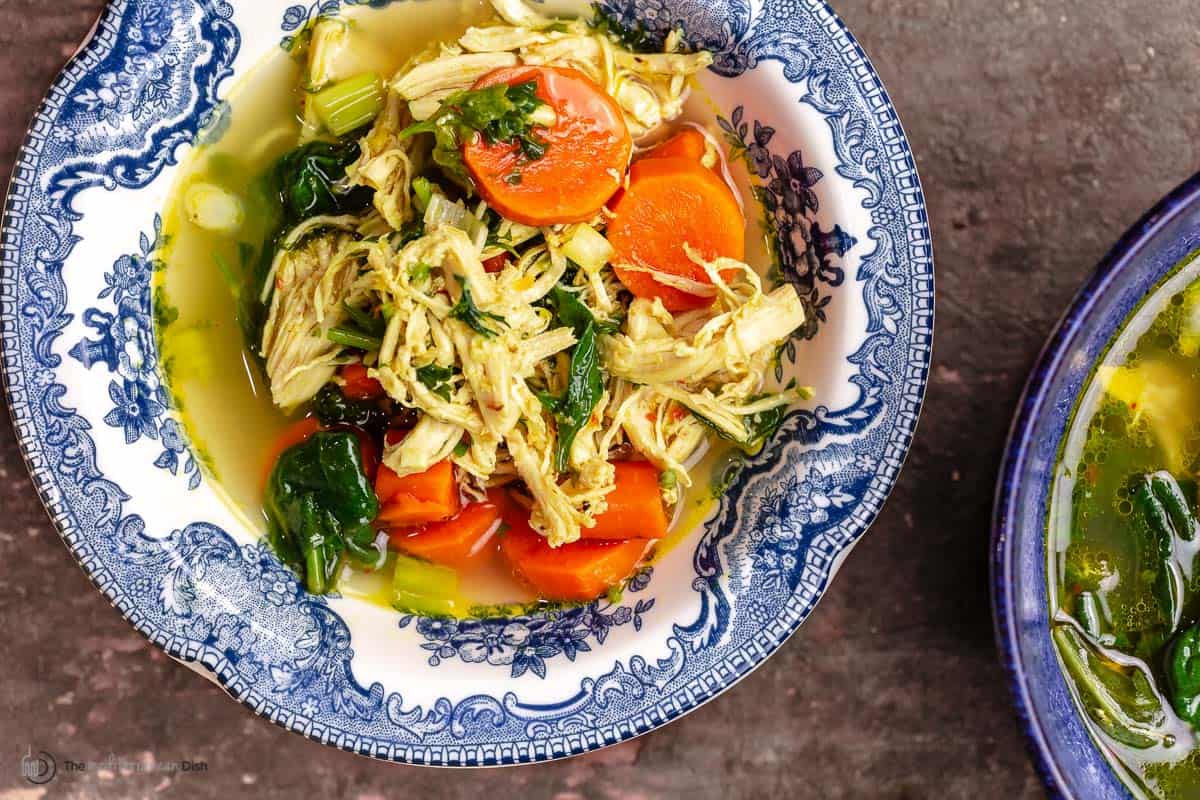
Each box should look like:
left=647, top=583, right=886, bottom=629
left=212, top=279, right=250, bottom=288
left=449, top=277, right=506, bottom=337
left=589, top=6, right=662, bottom=53
left=265, top=432, right=381, bottom=595
left=416, top=363, right=457, bottom=401
left=545, top=284, right=620, bottom=337
left=1168, top=623, right=1200, bottom=725
left=274, top=135, right=373, bottom=224
left=1052, top=624, right=1172, bottom=749
left=311, top=383, right=390, bottom=436
left=692, top=400, right=788, bottom=454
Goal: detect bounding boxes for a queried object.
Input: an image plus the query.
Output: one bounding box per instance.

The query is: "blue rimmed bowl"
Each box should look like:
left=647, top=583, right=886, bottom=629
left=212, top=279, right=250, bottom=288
left=2, top=0, right=932, bottom=765
left=993, top=173, right=1200, bottom=797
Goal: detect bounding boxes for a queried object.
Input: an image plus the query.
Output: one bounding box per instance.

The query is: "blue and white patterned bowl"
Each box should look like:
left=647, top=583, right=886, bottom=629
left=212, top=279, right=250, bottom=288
left=2, top=0, right=932, bottom=765
left=993, top=172, right=1200, bottom=797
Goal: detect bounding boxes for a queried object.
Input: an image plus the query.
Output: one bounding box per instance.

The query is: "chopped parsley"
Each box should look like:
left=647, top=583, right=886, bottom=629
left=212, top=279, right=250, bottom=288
left=449, top=277, right=506, bottom=337
left=400, top=80, right=550, bottom=186
left=416, top=362, right=457, bottom=400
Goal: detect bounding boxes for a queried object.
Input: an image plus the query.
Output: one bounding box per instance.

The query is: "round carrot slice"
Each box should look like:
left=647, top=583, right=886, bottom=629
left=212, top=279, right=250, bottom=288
left=608, top=156, right=745, bottom=312
left=462, top=66, right=632, bottom=226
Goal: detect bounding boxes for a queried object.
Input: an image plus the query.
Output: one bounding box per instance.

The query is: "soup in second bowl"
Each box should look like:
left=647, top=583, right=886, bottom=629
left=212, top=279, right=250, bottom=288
left=1049, top=252, right=1200, bottom=797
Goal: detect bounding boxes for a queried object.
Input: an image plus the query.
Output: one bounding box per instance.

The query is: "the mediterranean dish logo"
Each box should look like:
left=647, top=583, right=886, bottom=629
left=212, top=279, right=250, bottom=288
left=20, top=747, right=208, bottom=784
left=20, top=748, right=55, bottom=785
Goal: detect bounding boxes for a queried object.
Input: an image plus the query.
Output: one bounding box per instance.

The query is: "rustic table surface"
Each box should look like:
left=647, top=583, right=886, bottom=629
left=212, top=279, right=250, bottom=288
left=2, top=1, right=1198, bottom=797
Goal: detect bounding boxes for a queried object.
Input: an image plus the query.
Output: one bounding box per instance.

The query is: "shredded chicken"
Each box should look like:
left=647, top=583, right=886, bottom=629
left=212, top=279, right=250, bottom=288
left=257, top=0, right=809, bottom=546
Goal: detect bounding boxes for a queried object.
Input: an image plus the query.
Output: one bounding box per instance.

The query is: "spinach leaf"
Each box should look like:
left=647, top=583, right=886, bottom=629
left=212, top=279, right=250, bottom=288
left=1052, top=624, right=1171, bottom=749
left=1168, top=623, right=1200, bottom=724
left=416, top=363, right=456, bottom=401
left=546, top=284, right=619, bottom=337
left=590, top=6, right=662, bottom=53
left=692, top=399, right=788, bottom=454
left=400, top=81, right=549, bottom=186
left=449, top=277, right=506, bottom=337
left=274, top=136, right=373, bottom=224
left=265, top=432, right=381, bottom=594
left=548, top=320, right=603, bottom=472
left=1134, top=474, right=1190, bottom=632
left=312, top=383, right=390, bottom=436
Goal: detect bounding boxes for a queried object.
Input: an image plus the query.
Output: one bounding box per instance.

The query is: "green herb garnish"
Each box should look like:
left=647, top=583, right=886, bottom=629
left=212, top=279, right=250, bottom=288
left=400, top=80, right=550, bottom=186
left=542, top=320, right=604, bottom=472
left=416, top=363, right=457, bottom=401
left=449, top=277, right=506, bottom=337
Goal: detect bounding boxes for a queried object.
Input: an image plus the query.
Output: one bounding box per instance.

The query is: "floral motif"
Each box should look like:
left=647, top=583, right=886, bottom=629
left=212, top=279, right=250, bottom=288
left=278, top=0, right=401, bottom=50
left=69, top=216, right=201, bottom=489
left=399, top=571, right=655, bottom=679
left=74, top=6, right=190, bottom=128
left=720, top=107, right=857, bottom=351
left=749, top=472, right=855, bottom=593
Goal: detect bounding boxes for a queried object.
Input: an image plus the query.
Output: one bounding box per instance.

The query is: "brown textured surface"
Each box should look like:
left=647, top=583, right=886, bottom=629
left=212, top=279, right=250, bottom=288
left=2, top=0, right=1200, bottom=797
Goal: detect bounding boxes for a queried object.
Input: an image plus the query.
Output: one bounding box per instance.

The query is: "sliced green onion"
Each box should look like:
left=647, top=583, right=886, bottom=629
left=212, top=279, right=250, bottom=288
left=327, top=326, right=382, bottom=351
left=312, top=72, right=384, bottom=137
left=212, top=252, right=241, bottom=297
left=412, top=176, right=433, bottom=214
left=343, top=301, right=385, bottom=337
left=561, top=224, right=614, bottom=273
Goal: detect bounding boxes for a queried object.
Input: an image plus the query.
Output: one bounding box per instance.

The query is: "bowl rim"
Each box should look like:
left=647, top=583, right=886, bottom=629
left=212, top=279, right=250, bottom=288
left=1, top=0, right=935, bottom=765
left=991, top=169, right=1200, bottom=798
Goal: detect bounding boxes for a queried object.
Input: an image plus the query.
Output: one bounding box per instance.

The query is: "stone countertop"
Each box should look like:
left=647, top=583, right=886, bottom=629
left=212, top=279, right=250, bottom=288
left=2, top=1, right=1198, bottom=798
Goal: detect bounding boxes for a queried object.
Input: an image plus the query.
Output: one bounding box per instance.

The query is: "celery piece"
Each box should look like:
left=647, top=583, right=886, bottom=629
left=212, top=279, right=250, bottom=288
left=412, top=177, right=433, bottom=214
left=561, top=224, right=613, bottom=273
left=313, top=72, right=383, bottom=137
left=392, top=553, right=460, bottom=616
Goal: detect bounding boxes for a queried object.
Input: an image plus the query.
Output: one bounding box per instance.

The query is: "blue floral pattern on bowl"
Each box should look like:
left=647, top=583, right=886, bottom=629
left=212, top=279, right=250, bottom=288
left=1, top=0, right=932, bottom=765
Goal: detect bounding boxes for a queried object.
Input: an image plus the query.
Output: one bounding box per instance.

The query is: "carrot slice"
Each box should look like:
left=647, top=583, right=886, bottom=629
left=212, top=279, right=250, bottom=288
left=578, top=461, right=668, bottom=540
left=340, top=363, right=384, bottom=400
left=375, top=460, right=459, bottom=524
left=608, top=156, right=745, bottom=312
left=490, top=487, right=647, bottom=601
left=644, top=128, right=708, bottom=162
left=262, top=416, right=322, bottom=486
left=462, top=66, right=631, bottom=226
left=500, top=524, right=647, bottom=602
left=389, top=500, right=502, bottom=568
